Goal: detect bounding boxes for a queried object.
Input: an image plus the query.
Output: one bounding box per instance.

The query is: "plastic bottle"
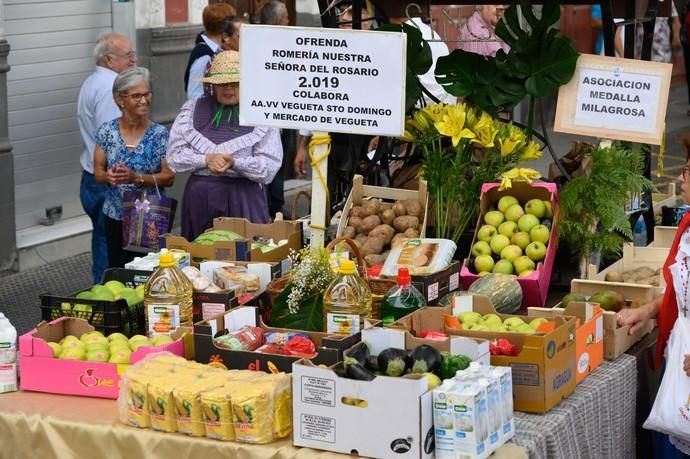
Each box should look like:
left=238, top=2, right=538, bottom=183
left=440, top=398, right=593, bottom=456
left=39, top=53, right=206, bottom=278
left=323, top=260, right=372, bottom=335
left=0, top=317, right=18, bottom=393
left=633, top=215, right=647, bottom=246
left=144, top=251, right=193, bottom=338
left=380, top=267, right=424, bottom=326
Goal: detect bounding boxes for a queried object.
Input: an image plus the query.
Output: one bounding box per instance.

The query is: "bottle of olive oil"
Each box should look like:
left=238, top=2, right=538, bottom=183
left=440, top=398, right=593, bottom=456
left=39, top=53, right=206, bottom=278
left=144, top=251, right=193, bottom=338
left=323, top=260, right=372, bottom=335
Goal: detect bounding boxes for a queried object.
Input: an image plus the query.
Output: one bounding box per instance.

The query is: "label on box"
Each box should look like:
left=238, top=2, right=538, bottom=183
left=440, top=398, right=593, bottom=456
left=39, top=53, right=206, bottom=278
left=0, top=363, right=17, bottom=393
left=147, top=304, right=180, bottom=336
left=578, top=352, right=591, bottom=375
left=595, top=316, right=603, bottom=343
left=449, top=272, right=459, bottom=291
left=326, top=313, right=360, bottom=335
left=300, top=414, right=336, bottom=443
left=301, top=376, right=335, bottom=407
left=510, top=362, right=540, bottom=387
left=427, top=282, right=439, bottom=301
left=202, top=302, right=226, bottom=321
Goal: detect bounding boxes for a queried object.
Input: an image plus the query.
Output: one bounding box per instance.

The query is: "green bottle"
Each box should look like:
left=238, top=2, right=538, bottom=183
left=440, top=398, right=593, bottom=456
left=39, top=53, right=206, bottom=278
left=380, top=268, right=424, bottom=326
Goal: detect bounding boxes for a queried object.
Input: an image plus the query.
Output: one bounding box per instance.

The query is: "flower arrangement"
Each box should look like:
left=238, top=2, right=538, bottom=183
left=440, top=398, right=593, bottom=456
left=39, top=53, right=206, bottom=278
left=402, top=102, right=542, bottom=242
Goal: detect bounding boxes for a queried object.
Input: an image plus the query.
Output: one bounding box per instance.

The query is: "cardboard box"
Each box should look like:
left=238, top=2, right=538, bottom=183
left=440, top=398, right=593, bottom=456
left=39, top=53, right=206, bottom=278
left=19, top=317, right=186, bottom=399
left=528, top=302, right=603, bottom=384
left=410, top=261, right=461, bottom=305
left=336, top=174, right=429, bottom=239
left=650, top=225, right=677, bottom=248
left=193, top=307, right=360, bottom=373
left=586, top=243, right=668, bottom=295
left=393, top=295, right=577, bottom=414
left=459, top=181, right=559, bottom=307
left=569, top=279, right=656, bottom=359
left=164, top=217, right=302, bottom=271
left=292, top=327, right=488, bottom=459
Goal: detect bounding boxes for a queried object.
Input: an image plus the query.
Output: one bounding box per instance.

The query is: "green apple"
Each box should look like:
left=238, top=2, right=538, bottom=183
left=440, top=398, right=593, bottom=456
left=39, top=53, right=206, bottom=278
left=492, top=259, right=514, bottom=274
left=514, top=255, right=536, bottom=274
left=130, top=341, right=150, bottom=352
left=458, top=311, right=482, bottom=326
left=109, top=348, right=131, bottom=364
left=60, top=347, right=86, bottom=360
left=477, top=225, right=498, bottom=242
left=503, top=317, right=525, bottom=329
left=525, top=241, right=547, bottom=262
left=504, top=204, right=525, bottom=223
left=104, top=280, right=126, bottom=296
left=529, top=225, right=550, bottom=244
left=497, top=221, right=518, bottom=238
left=543, top=200, right=553, bottom=219
left=47, top=342, right=62, bottom=358
left=478, top=271, right=490, bottom=277
left=151, top=335, right=174, bottom=346
left=515, top=323, right=535, bottom=334
left=484, top=210, right=505, bottom=228
left=75, top=291, right=94, bottom=300
left=519, top=270, right=535, bottom=278
left=471, top=325, right=490, bottom=332
left=511, top=232, right=531, bottom=250
left=128, top=335, right=149, bottom=345
left=110, top=342, right=130, bottom=354
left=135, top=285, right=145, bottom=303
left=80, top=331, right=98, bottom=342
left=517, top=214, right=540, bottom=233
left=474, top=255, right=495, bottom=273
left=529, top=317, right=549, bottom=330
left=91, top=285, right=110, bottom=296
left=481, top=314, right=502, bottom=327
left=60, top=302, right=72, bottom=312
left=500, top=244, right=522, bottom=263
left=497, top=196, right=519, bottom=213
left=471, top=241, right=492, bottom=257
left=86, top=349, right=110, bottom=362
left=489, top=234, right=511, bottom=255
left=120, top=290, right=139, bottom=307
left=61, top=336, right=86, bottom=349
left=107, top=332, right=129, bottom=343
left=85, top=335, right=108, bottom=348
left=524, top=199, right=546, bottom=219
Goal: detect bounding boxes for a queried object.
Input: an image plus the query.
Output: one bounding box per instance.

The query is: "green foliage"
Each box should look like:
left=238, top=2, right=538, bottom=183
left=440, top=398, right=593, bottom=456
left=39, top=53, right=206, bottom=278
left=559, top=143, right=656, bottom=262
left=270, top=284, right=324, bottom=332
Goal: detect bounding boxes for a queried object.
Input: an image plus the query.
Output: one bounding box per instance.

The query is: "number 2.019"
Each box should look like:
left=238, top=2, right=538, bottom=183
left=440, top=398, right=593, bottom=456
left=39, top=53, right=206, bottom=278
left=298, top=76, right=340, bottom=89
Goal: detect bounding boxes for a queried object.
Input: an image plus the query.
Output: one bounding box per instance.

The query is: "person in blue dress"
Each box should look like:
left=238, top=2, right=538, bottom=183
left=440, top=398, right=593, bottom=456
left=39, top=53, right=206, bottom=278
left=93, top=67, right=175, bottom=268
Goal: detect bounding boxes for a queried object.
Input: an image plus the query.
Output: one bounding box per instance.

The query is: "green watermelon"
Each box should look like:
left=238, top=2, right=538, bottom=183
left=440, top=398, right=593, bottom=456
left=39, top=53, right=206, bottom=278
left=468, top=273, right=522, bottom=313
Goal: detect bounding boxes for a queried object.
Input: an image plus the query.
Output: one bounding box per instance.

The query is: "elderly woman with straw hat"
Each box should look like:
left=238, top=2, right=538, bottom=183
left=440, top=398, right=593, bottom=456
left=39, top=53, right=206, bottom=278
left=167, top=50, right=283, bottom=241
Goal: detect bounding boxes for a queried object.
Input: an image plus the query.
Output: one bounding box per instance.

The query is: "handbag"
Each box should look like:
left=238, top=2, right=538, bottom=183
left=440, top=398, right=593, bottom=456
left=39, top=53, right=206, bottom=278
left=121, top=173, right=177, bottom=253
left=643, top=314, right=690, bottom=443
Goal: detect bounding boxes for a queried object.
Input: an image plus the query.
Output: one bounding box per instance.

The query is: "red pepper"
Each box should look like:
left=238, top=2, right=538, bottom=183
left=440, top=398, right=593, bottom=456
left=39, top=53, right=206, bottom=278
left=489, top=338, right=518, bottom=356
left=419, top=330, right=448, bottom=341
left=284, top=336, right=317, bottom=358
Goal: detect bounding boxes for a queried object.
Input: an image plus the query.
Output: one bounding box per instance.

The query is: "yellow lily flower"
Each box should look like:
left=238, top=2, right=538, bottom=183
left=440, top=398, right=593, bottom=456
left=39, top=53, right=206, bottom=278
left=498, top=167, right=542, bottom=190
left=400, top=130, right=415, bottom=142
left=413, top=110, right=430, bottom=131
left=518, top=141, right=542, bottom=162
left=472, top=113, right=499, bottom=148
left=434, top=104, right=475, bottom=147
left=421, top=103, right=447, bottom=123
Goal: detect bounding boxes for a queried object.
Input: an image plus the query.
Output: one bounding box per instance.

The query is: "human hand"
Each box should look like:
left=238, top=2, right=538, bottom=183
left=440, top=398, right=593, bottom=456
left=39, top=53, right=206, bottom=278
left=616, top=305, right=651, bottom=335
left=107, top=163, right=135, bottom=185
left=685, top=355, right=690, bottom=377
left=206, top=153, right=232, bottom=175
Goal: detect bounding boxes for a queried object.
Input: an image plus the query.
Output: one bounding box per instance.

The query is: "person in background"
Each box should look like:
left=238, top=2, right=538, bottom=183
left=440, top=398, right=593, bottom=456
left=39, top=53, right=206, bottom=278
left=635, top=1, right=681, bottom=63
left=260, top=0, right=289, bottom=26
left=184, top=3, right=236, bottom=100
left=167, top=51, right=283, bottom=241
left=77, top=33, right=137, bottom=283
left=591, top=4, right=604, bottom=55
left=93, top=67, right=174, bottom=268
left=682, top=0, right=690, bottom=116
left=458, top=5, right=509, bottom=57
left=221, top=15, right=246, bottom=51
left=617, top=150, right=690, bottom=458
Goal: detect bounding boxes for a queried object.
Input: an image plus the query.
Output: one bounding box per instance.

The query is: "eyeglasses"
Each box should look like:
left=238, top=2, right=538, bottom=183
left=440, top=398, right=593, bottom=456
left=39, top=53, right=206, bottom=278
left=216, top=82, right=239, bottom=88
left=121, top=92, right=152, bottom=101
left=109, top=51, right=136, bottom=60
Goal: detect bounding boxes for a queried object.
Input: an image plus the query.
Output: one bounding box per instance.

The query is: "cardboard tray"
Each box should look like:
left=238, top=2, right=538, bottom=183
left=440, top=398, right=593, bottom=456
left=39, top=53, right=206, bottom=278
left=460, top=181, right=559, bottom=307
left=19, top=317, right=186, bottom=399
left=193, top=307, right=361, bottom=373
left=649, top=226, right=677, bottom=248
left=586, top=243, right=668, bottom=295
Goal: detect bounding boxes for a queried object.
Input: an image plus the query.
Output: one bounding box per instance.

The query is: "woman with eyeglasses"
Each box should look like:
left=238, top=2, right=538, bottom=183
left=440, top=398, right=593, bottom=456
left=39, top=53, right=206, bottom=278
left=93, top=66, right=175, bottom=268
left=166, top=50, right=282, bottom=241
left=618, top=156, right=690, bottom=456
left=458, top=5, right=509, bottom=57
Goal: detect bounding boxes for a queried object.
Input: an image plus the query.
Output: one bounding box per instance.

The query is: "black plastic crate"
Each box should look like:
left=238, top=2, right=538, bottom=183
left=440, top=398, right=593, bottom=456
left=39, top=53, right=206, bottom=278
left=40, top=268, right=153, bottom=337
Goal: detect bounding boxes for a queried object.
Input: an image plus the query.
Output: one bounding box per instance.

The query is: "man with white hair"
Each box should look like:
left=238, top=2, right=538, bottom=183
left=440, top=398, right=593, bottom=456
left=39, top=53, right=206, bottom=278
left=77, top=33, right=137, bottom=283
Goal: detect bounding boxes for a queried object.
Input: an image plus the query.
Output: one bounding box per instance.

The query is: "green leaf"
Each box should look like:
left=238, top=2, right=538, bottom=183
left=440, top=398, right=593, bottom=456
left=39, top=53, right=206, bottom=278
left=269, top=284, right=324, bottom=332
left=524, top=37, right=580, bottom=97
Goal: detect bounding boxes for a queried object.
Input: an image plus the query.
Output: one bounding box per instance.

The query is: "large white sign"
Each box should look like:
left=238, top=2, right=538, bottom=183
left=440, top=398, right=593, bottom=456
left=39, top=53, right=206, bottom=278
left=239, top=25, right=406, bottom=137
left=554, top=54, right=672, bottom=145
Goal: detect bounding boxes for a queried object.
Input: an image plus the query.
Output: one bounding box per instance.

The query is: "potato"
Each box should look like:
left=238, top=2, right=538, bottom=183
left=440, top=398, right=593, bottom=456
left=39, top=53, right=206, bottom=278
left=349, top=216, right=364, bottom=234
left=391, top=233, right=408, bottom=248
left=364, top=198, right=382, bottom=216
left=605, top=271, right=624, bottom=282
left=393, top=216, right=419, bottom=233
left=392, top=201, right=406, bottom=217
left=355, top=233, right=369, bottom=245
left=402, top=199, right=423, bottom=218
left=342, top=226, right=356, bottom=239
left=364, top=254, right=387, bottom=266
left=380, top=208, right=396, bottom=225
left=360, top=215, right=382, bottom=234
left=369, top=224, right=396, bottom=244
left=349, top=206, right=368, bottom=218
left=361, top=237, right=385, bottom=256
left=403, top=228, right=420, bottom=238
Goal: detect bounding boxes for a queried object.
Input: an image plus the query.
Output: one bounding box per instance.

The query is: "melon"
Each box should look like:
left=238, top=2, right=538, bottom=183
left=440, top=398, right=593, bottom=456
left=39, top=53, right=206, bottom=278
left=467, top=273, right=522, bottom=313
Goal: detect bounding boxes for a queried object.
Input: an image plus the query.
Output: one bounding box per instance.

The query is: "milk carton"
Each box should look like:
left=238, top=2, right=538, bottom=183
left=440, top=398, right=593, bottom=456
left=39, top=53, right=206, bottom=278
left=0, top=317, right=18, bottom=393
left=490, top=366, right=515, bottom=442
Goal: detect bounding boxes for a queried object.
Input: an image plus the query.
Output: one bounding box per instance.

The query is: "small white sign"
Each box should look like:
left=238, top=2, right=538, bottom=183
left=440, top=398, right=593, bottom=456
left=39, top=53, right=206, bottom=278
left=554, top=54, right=672, bottom=145
left=240, top=25, right=406, bottom=136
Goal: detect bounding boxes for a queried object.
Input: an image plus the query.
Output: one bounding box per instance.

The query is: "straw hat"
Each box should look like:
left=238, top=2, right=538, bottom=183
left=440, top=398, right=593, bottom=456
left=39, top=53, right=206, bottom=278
left=198, top=50, right=240, bottom=85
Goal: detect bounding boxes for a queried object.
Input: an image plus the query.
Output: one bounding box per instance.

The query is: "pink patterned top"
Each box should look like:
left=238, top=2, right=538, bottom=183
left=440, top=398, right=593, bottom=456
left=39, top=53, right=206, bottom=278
left=458, top=11, right=510, bottom=58
left=166, top=100, right=283, bottom=184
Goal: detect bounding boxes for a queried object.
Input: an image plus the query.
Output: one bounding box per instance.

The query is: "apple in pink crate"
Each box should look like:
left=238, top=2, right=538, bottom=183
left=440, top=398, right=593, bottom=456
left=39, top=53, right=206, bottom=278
left=47, top=342, right=62, bottom=358
left=484, top=211, right=505, bottom=227
left=504, top=204, right=525, bottom=222
left=61, top=336, right=85, bottom=349
left=109, top=348, right=131, bottom=364
left=86, top=348, right=110, bottom=362
left=471, top=241, right=492, bottom=257
left=543, top=200, right=553, bottom=219
left=59, top=347, right=86, bottom=360
left=514, top=256, right=536, bottom=275
left=474, top=255, right=495, bottom=273
left=511, top=232, right=531, bottom=250
left=492, top=259, right=514, bottom=274
left=517, top=214, right=540, bottom=233
left=477, top=225, right=498, bottom=242
left=526, top=241, right=547, bottom=261
left=530, top=225, right=551, bottom=244
left=500, top=244, right=523, bottom=263
left=489, top=234, right=511, bottom=255
left=498, top=221, right=518, bottom=238
left=497, top=196, right=519, bottom=213
left=525, top=199, right=547, bottom=219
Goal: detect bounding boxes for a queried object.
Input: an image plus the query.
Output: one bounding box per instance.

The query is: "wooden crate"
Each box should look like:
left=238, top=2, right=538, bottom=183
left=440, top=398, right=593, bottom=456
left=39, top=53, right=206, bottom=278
left=586, top=243, right=668, bottom=295
left=652, top=183, right=678, bottom=217
left=649, top=226, right=677, bottom=248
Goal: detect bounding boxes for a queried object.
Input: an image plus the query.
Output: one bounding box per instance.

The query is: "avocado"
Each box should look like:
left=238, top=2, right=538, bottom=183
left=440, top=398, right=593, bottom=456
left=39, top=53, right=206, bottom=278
left=561, top=293, right=586, bottom=307
left=588, top=290, right=625, bottom=312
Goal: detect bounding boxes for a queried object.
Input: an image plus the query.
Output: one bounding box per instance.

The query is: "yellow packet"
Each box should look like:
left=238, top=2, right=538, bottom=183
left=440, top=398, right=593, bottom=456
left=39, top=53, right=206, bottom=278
left=148, top=373, right=197, bottom=433
left=200, top=387, right=235, bottom=441
left=229, top=380, right=275, bottom=444
left=173, top=374, right=228, bottom=437
left=272, top=374, right=292, bottom=439
left=124, top=370, right=155, bottom=428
